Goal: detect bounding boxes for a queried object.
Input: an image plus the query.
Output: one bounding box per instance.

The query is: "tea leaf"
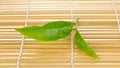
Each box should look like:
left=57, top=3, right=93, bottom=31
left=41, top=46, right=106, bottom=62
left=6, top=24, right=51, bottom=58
left=16, top=21, right=73, bottom=41
left=74, top=29, right=99, bottom=59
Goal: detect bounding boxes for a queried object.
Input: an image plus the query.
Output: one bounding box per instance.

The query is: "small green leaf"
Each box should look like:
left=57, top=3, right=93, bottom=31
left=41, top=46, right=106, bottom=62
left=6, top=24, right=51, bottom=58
left=74, top=29, right=99, bottom=59
left=16, top=21, right=73, bottom=41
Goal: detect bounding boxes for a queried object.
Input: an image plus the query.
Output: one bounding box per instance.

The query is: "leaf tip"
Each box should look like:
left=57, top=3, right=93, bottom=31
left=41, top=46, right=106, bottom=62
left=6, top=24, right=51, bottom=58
left=15, top=28, right=20, bottom=32
left=15, top=28, right=24, bottom=33
left=93, top=55, right=100, bottom=60
left=95, top=57, right=100, bottom=60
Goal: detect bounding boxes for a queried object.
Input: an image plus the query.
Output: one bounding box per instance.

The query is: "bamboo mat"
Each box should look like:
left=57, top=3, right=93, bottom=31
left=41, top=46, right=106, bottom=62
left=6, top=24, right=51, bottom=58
left=0, top=0, right=120, bottom=68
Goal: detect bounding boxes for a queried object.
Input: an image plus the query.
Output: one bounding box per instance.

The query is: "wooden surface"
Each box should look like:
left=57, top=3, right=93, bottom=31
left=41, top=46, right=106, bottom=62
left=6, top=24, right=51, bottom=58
left=0, top=0, right=120, bottom=68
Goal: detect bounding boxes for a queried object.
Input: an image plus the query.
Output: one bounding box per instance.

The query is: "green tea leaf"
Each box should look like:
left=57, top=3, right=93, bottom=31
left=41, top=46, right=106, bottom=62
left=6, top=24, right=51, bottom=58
left=16, top=21, right=73, bottom=41
left=74, top=29, right=99, bottom=59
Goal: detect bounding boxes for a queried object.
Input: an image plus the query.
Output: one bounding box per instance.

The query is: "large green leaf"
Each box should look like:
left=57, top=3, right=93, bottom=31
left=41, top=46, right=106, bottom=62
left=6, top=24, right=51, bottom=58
left=74, top=29, right=99, bottom=59
left=16, top=21, right=74, bottom=41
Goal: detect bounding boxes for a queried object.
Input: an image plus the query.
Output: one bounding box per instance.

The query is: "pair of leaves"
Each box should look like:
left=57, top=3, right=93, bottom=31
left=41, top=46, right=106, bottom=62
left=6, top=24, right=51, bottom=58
left=16, top=21, right=99, bottom=59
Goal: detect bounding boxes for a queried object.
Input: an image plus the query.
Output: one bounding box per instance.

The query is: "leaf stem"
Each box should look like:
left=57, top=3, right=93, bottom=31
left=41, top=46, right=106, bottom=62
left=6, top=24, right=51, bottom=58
left=72, top=17, right=79, bottom=30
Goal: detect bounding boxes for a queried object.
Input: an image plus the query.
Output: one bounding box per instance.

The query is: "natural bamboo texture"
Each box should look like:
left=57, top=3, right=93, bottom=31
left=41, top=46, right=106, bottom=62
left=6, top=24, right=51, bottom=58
left=0, top=0, right=120, bottom=68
